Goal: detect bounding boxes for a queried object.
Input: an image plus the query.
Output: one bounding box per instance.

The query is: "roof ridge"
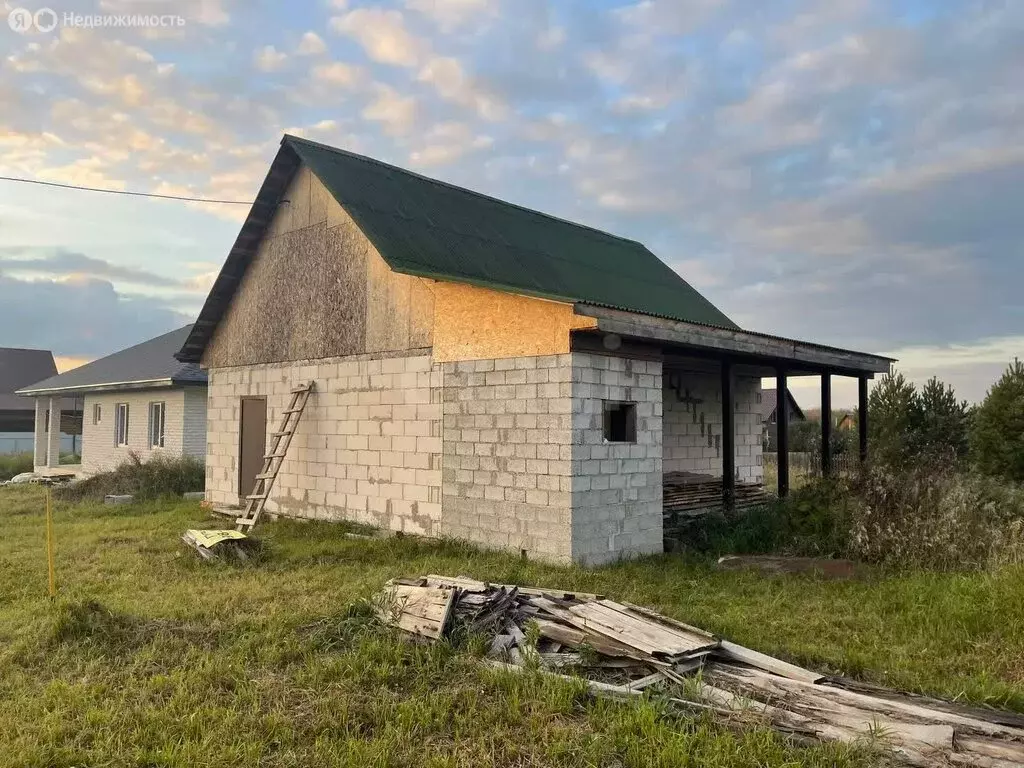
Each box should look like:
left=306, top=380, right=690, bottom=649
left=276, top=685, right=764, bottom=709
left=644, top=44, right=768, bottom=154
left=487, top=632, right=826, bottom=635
left=282, top=134, right=647, bottom=249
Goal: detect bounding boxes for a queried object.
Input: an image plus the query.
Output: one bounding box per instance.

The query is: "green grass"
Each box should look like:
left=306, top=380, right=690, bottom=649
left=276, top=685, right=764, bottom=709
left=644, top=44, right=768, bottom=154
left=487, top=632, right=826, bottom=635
left=0, top=451, right=33, bottom=481
left=2, top=486, right=1023, bottom=767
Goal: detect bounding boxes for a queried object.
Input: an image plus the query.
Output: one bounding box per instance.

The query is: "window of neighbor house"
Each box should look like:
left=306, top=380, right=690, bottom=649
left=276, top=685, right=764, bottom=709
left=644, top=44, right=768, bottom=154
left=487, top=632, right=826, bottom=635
left=93, top=403, right=101, bottom=425
left=149, top=402, right=165, bottom=448
left=602, top=401, right=637, bottom=443
left=115, top=403, right=129, bottom=446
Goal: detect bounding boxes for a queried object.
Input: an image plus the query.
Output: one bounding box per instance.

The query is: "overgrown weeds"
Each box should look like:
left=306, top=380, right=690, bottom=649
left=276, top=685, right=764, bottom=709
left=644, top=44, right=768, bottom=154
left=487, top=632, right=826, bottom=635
left=690, top=480, right=855, bottom=558
left=695, top=462, right=1024, bottom=571
left=0, top=452, right=32, bottom=481
left=55, top=452, right=204, bottom=503
left=851, top=461, right=1024, bottom=569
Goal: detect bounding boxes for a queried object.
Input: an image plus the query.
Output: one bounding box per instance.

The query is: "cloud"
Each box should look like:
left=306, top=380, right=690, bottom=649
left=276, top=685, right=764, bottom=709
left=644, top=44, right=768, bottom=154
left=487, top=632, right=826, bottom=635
left=296, top=31, right=327, bottom=56
left=404, top=0, right=496, bottom=31
left=330, top=8, right=427, bottom=67
left=1, top=0, right=1021, bottom=408
left=310, top=61, right=362, bottom=87
left=0, top=273, right=190, bottom=358
left=254, top=45, right=287, bottom=72
left=418, top=56, right=507, bottom=120
left=0, top=249, right=220, bottom=292
left=409, top=121, right=493, bottom=166
left=361, top=86, right=419, bottom=136
left=99, top=0, right=231, bottom=27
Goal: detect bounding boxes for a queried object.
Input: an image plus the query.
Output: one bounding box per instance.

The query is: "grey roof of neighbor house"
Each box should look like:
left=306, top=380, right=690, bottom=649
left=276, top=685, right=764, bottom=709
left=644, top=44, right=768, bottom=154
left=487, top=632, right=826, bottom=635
left=760, top=388, right=806, bottom=422
left=17, top=326, right=207, bottom=396
left=0, top=348, right=58, bottom=410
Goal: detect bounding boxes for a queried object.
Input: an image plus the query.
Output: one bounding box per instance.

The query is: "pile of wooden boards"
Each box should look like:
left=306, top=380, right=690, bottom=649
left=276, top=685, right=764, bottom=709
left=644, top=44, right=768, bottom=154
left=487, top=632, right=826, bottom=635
left=663, top=472, right=770, bottom=510
left=379, top=575, right=1024, bottom=767
left=662, top=472, right=770, bottom=539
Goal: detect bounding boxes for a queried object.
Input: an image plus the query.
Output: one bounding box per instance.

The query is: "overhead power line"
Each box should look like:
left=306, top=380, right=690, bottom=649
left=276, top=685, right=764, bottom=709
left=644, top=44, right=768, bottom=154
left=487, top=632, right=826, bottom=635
left=0, top=175, right=254, bottom=205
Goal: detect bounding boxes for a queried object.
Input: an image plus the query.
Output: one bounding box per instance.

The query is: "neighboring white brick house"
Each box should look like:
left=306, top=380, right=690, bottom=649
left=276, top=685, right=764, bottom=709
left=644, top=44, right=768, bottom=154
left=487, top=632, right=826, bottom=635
left=175, top=134, right=893, bottom=566
left=17, top=326, right=207, bottom=476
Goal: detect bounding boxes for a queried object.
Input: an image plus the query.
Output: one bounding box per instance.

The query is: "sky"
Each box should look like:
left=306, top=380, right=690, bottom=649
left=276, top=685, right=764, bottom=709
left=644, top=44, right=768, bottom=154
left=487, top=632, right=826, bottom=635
left=0, top=0, right=1020, bottom=407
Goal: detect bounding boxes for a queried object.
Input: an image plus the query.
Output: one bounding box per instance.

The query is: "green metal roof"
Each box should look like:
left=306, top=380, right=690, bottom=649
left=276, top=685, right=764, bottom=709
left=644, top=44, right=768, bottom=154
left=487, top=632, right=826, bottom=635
left=285, top=135, right=738, bottom=330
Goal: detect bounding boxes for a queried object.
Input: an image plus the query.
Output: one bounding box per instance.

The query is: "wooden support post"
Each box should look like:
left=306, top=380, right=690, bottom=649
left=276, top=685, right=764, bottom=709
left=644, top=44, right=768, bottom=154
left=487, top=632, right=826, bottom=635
left=858, top=376, right=869, bottom=465
left=776, top=370, right=790, bottom=498
left=821, top=373, right=832, bottom=477
left=721, top=360, right=735, bottom=511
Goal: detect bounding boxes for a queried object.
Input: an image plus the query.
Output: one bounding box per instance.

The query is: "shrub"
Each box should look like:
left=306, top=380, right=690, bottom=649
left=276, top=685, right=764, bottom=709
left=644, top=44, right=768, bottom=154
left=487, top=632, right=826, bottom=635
left=849, top=459, right=1024, bottom=570
left=971, top=359, right=1024, bottom=483
left=0, top=452, right=33, bottom=481
left=688, top=479, right=854, bottom=558
left=55, top=452, right=205, bottom=504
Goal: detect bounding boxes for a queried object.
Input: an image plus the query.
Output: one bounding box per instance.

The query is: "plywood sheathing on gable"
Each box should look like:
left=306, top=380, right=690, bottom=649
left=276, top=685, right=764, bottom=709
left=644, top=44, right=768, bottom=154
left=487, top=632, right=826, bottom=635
left=430, top=281, right=598, bottom=362
left=203, top=164, right=434, bottom=368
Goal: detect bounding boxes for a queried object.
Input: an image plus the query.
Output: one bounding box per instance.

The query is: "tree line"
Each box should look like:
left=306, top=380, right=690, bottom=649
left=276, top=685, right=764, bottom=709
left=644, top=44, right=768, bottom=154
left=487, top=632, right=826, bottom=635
left=783, top=359, right=1024, bottom=482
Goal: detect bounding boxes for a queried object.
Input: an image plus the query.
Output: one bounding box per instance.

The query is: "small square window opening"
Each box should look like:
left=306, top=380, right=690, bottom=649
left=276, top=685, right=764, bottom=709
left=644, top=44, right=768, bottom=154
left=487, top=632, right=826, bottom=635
left=602, top=401, right=637, bottom=443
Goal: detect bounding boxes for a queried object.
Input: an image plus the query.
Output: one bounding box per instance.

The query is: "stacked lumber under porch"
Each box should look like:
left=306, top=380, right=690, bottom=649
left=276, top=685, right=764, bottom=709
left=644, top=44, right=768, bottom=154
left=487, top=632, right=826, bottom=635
left=379, top=575, right=1024, bottom=767
left=663, top=471, right=771, bottom=540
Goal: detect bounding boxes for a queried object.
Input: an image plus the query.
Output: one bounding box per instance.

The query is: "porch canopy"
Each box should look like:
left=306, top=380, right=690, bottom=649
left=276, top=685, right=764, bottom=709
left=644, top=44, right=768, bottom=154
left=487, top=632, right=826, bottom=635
left=572, top=305, right=895, bottom=504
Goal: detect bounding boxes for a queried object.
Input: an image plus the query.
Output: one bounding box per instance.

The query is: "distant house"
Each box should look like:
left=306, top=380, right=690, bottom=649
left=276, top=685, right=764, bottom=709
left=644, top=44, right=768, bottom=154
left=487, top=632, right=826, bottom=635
left=761, top=387, right=806, bottom=449
left=836, top=412, right=856, bottom=431
left=0, top=347, right=81, bottom=455
left=17, top=326, right=207, bottom=476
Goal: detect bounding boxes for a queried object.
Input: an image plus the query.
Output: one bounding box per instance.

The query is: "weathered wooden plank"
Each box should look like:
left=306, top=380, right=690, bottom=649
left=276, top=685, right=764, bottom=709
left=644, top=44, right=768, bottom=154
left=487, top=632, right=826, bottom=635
left=577, top=305, right=892, bottom=375
left=568, top=601, right=715, bottom=656
left=618, top=601, right=718, bottom=643
left=426, top=574, right=489, bottom=592
left=709, top=665, right=1024, bottom=741
left=499, top=584, right=605, bottom=601
left=717, top=640, right=823, bottom=683
left=625, top=672, right=666, bottom=691
left=383, top=585, right=457, bottom=640
left=529, top=607, right=645, bottom=659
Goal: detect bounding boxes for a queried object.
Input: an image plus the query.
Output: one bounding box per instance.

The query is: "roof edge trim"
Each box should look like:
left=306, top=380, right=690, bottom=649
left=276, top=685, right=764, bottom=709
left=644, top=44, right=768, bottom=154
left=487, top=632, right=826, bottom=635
left=16, top=377, right=181, bottom=396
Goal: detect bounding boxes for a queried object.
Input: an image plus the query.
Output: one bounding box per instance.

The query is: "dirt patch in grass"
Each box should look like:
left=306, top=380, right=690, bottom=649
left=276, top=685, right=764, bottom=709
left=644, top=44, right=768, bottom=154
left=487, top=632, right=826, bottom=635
left=48, top=599, right=226, bottom=655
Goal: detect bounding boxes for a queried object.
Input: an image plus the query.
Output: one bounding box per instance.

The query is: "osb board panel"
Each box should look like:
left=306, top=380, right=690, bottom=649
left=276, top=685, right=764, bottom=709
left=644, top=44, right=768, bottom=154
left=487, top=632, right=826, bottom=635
left=432, top=281, right=597, bottom=362
left=365, top=247, right=412, bottom=353
left=203, top=163, right=433, bottom=367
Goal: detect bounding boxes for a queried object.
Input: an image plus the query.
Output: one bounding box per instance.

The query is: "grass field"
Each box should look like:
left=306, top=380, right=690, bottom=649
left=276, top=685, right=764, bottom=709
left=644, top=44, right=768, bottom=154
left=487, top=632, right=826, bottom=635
left=2, top=484, right=1023, bottom=767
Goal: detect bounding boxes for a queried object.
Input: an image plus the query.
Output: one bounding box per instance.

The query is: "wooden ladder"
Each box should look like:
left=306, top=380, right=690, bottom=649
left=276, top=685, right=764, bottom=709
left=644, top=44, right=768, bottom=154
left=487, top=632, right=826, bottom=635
left=235, top=381, right=315, bottom=532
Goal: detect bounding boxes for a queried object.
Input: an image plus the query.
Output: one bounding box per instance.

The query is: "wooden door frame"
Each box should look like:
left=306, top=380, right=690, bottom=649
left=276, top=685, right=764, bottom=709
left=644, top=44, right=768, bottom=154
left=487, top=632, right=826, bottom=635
left=237, top=396, right=267, bottom=503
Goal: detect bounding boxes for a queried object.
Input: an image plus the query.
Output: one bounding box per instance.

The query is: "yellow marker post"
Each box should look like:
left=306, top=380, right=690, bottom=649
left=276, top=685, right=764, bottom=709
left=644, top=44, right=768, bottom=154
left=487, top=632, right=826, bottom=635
left=45, top=486, right=56, bottom=599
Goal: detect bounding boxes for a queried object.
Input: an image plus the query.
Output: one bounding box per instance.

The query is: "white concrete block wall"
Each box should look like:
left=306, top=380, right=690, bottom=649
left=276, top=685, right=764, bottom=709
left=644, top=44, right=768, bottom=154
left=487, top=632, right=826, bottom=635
left=440, top=355, right=574, bottom=563
left=205, top=352, right=443, bottom=535
left=663, top=370, right=762, bottom=483
left=80, top=387, right=199, bottom=474
left=570, top=352, right=663, bottom=565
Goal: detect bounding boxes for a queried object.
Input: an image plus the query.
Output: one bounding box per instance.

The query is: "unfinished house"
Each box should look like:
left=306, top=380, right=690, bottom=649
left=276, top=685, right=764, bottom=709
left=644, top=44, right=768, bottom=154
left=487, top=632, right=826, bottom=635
left=19, top=326, right=207, bottom=477
left=177, top=135, right=892, bottom=565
